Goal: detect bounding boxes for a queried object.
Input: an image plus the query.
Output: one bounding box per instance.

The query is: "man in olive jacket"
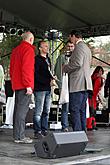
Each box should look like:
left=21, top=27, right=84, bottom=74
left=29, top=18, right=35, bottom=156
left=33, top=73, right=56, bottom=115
left=63, top=30, right=92, bottom=131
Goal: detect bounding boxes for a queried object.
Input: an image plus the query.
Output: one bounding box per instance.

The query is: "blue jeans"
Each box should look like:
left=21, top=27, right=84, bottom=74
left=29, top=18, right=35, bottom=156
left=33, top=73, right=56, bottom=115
left=61, top=103, right=69, bottom=129
left=33, top=91, right=51, bottom=133
left=69, top=91, right=88, bottom=131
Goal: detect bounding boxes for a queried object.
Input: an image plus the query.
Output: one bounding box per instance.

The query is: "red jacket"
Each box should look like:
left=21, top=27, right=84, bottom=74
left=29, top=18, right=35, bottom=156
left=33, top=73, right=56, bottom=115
left=89, top=73, right=103, bottom=110
left=10, top=41, right=35, bottom=91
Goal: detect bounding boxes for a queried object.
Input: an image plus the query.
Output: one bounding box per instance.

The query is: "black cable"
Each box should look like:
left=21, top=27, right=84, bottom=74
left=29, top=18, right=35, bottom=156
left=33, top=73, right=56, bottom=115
left=92, top=55, right=110, bottom=66
left=50, top=39, right=66, bottom=56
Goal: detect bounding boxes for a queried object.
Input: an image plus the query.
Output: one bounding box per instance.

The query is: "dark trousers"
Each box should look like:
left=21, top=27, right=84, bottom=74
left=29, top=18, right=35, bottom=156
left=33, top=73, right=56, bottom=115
left=69, top=91, right=88, bottom=131
left=13, top=89, right=31, bottom=140
left=61, top=103, right=69, bottom=129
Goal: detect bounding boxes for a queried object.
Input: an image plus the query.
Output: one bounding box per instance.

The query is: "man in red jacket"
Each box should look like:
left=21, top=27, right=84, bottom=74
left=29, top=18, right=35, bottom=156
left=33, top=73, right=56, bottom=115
left=10, top=31, right=35, bottom=143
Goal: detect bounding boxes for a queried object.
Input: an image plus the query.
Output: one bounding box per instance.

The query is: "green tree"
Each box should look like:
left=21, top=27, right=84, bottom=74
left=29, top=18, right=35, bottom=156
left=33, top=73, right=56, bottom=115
left=0, top=34, right=22, bottom=79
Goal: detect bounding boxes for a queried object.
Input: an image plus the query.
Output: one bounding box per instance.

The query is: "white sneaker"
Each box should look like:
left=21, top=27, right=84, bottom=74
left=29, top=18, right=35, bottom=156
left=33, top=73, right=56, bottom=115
left=0, top=124, right=8, bottom=128
left=14, top=137, right=33, bottom=144
left=0, top=124, right=13, bottom=129
left=8, top=125, right=13, bottom=129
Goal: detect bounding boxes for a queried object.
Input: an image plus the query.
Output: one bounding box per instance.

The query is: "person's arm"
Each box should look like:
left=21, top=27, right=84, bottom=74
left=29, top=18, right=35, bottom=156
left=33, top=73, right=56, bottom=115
left=22, top=48, right=35, bottom=93
left=93, top=78, right=102, bottom=98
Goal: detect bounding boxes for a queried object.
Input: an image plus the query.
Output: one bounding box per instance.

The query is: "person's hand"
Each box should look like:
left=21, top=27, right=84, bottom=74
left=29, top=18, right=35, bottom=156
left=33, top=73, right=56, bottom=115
left=53, top=75, right=57, bottom=80
left=26, top=87, right=33, bottom=95
left=50, top=79, right=57, bottom=87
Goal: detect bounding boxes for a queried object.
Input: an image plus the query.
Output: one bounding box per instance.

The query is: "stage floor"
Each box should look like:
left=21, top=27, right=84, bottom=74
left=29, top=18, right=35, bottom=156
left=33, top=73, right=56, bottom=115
left=0, top=127, right=110, bottom=165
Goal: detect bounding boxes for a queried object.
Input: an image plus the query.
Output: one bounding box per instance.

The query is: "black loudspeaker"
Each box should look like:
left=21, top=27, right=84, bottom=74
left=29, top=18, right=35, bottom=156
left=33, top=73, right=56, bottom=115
left=96, top=110, right=109, bottom=123
left=34, top=131, right=88, bottom=158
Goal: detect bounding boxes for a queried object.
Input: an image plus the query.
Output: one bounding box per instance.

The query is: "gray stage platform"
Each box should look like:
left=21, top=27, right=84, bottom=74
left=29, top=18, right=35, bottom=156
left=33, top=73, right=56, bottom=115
left=0, top=127, right=110, bottom=165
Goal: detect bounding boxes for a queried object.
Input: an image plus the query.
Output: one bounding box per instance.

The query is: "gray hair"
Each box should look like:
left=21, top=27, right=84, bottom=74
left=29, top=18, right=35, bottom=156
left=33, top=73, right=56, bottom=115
left=22, top=31, right=34, bottom=40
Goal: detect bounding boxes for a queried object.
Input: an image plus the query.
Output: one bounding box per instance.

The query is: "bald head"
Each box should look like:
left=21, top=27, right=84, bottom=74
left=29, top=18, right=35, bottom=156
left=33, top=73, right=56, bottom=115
left=22, top=32, right=34, bottom=45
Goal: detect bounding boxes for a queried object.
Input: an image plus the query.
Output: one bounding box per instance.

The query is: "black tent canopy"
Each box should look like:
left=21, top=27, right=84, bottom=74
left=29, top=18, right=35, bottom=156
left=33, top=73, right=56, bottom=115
left=0, top=0, right=110, bottom=37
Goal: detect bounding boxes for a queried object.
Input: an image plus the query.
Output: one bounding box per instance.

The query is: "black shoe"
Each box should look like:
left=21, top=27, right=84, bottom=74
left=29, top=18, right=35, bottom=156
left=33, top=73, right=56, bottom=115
left=34, top=133, right=44, bottom=139
left=42, top=131, right=48, bottom=136
left=62, top=128, right=68, bottom=132
left=93, top=127, right=98, bottom=130
left=87, top=128, right=93, bottom=131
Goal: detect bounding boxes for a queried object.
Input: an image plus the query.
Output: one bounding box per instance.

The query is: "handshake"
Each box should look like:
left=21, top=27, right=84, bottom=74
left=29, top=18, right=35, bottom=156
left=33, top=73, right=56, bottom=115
left=50, top=76, right=58, bottom=87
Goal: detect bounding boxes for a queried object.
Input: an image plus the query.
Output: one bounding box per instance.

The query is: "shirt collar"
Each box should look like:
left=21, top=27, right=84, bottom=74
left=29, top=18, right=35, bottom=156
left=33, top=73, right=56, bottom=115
left=76, top=39, right=83, bottom=45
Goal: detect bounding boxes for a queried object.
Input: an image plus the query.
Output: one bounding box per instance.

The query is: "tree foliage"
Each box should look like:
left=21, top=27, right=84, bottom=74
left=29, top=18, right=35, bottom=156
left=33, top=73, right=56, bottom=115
left=0, top=34, right=22, bottom=78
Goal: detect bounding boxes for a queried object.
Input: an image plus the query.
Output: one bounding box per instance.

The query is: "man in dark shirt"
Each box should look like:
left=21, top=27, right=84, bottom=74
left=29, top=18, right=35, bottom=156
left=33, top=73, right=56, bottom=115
left=33, top=40, right=53, bottom=138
